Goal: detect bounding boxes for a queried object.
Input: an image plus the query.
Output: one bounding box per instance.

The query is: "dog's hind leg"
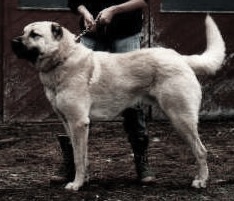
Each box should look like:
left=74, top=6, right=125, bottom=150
left=169, top=112, right=208, bottom=188
left=154, top=82, right=208, bottom=188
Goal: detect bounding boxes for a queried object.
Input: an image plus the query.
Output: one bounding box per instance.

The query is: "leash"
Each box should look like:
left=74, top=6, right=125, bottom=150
left=75, top=17, right=100, bottom=43
left=75, top=26, right=91, bottom=42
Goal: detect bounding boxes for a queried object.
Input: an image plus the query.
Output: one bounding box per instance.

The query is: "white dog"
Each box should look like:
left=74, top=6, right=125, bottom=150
left=12, top=15, right=225, bottom=191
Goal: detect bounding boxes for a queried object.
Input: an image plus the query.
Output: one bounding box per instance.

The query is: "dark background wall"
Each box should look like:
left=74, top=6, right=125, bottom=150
left=1, top=0, right=234, bottom=122
left=150, top=0, right=234, bottom=120
left=162, top=0, right=234, bottom=12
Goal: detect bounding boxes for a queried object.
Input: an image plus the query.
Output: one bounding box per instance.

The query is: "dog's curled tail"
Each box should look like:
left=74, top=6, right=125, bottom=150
left=183, top=15, right=226, bottom=75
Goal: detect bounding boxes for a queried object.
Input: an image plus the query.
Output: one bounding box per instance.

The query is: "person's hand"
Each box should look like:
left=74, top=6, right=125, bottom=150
left=96, top=6, right=116, bottom=25
left=83, top=12, right=96, bottom=32
left=78, top=5, right=96, bottom=32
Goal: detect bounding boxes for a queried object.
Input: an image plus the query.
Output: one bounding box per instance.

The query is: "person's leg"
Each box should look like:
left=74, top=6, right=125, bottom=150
left=111, top=33, right=141, bottom=53
left=80, top=36, right=109, bottom=51
left=122, top=105, right=155, bottom=183
left=113, top=34, right=155, bottom=183
left=51, top=135, right=75, bottom=184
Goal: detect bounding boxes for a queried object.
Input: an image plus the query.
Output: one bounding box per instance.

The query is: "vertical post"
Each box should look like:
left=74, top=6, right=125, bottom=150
left=0, top=0, right=4, bottom=122
left=148, top=0, right=152, bottom=48
left=147, top=0, right=153, bottom=120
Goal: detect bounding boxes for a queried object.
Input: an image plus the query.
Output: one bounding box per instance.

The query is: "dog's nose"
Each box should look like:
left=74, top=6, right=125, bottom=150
left=11, top=37, right=24, bottom=52
left=11, top=36, right=27, bottom=58
left=11, top=36, right=22, bottom=44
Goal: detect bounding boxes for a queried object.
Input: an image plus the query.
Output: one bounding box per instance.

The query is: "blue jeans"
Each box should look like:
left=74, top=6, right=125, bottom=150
left=81, top=34, right=148, bottom=154
left=80, top=33, right=141, bottom=53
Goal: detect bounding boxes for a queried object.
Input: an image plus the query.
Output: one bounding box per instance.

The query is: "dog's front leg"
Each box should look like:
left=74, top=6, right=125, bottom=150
left=65, top=117, right=90, bottom=191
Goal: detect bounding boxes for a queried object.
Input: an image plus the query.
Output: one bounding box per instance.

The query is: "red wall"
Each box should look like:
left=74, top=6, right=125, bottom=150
left=1, top=0, right=234, bottom=122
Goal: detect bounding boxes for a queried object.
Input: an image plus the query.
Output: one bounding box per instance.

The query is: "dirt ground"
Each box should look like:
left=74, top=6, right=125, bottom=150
left=0, top=120, right=234, bottom=201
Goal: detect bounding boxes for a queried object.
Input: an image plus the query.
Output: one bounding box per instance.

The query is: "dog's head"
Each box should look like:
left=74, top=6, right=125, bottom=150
left=11, top=21, right=64, bottom=65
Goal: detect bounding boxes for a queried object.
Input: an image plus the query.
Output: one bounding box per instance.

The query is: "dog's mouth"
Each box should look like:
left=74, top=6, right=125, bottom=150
left=11, top=37, right=40, bottom=64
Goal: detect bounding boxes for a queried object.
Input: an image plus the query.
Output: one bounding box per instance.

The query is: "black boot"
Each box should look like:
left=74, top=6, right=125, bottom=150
left=51, top=135, right=75, bottom=184
left=123, top=107, right=155, bottom=183
left=130, top=136, right=155, bottom=183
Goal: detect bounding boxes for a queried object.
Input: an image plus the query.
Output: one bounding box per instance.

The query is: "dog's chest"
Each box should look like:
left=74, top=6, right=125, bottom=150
left=39, top=73, right=64, bottom=105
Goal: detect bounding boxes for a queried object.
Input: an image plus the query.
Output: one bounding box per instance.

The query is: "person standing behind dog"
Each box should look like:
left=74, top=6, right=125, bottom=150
left=51, top=0, right=155, bottom=184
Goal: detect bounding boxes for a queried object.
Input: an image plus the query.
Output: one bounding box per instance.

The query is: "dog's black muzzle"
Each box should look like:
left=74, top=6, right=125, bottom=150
left=11, top=37, right=40, bottom=64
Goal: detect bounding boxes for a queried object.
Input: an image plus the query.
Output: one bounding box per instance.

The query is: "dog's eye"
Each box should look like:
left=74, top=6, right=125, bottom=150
left=29, top=31, right=41, bottom=39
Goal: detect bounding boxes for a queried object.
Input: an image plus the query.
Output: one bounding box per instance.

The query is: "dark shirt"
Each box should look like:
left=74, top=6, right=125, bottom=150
left=67, top=0, right=145, bottom=40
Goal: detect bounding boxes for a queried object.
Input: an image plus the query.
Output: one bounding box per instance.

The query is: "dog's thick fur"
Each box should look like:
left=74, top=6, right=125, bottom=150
left=12, top=15, right=225, bottom=191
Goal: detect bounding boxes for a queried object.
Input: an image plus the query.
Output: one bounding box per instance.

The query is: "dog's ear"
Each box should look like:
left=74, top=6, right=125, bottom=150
left=51, top=23, right=63, bottom=40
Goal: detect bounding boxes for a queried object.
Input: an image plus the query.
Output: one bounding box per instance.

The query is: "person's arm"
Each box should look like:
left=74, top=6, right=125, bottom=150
left=67, top=0, right=96, bottom=31
left=97, top=0, right=147, bottom=25
left=67, top=0, right=83, bottom=14
left=77, top=5, right=96, bottom=30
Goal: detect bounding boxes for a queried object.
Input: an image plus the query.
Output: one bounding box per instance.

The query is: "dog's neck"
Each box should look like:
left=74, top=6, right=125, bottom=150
left=36, top=34, right=77, bottom=73
left=38, top=58, right=63, bottom=73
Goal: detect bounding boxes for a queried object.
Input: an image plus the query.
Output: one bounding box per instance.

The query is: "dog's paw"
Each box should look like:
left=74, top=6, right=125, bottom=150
left=65, top=182, right=82, bottom=191
left=191, top=179, right=207, bottom=188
